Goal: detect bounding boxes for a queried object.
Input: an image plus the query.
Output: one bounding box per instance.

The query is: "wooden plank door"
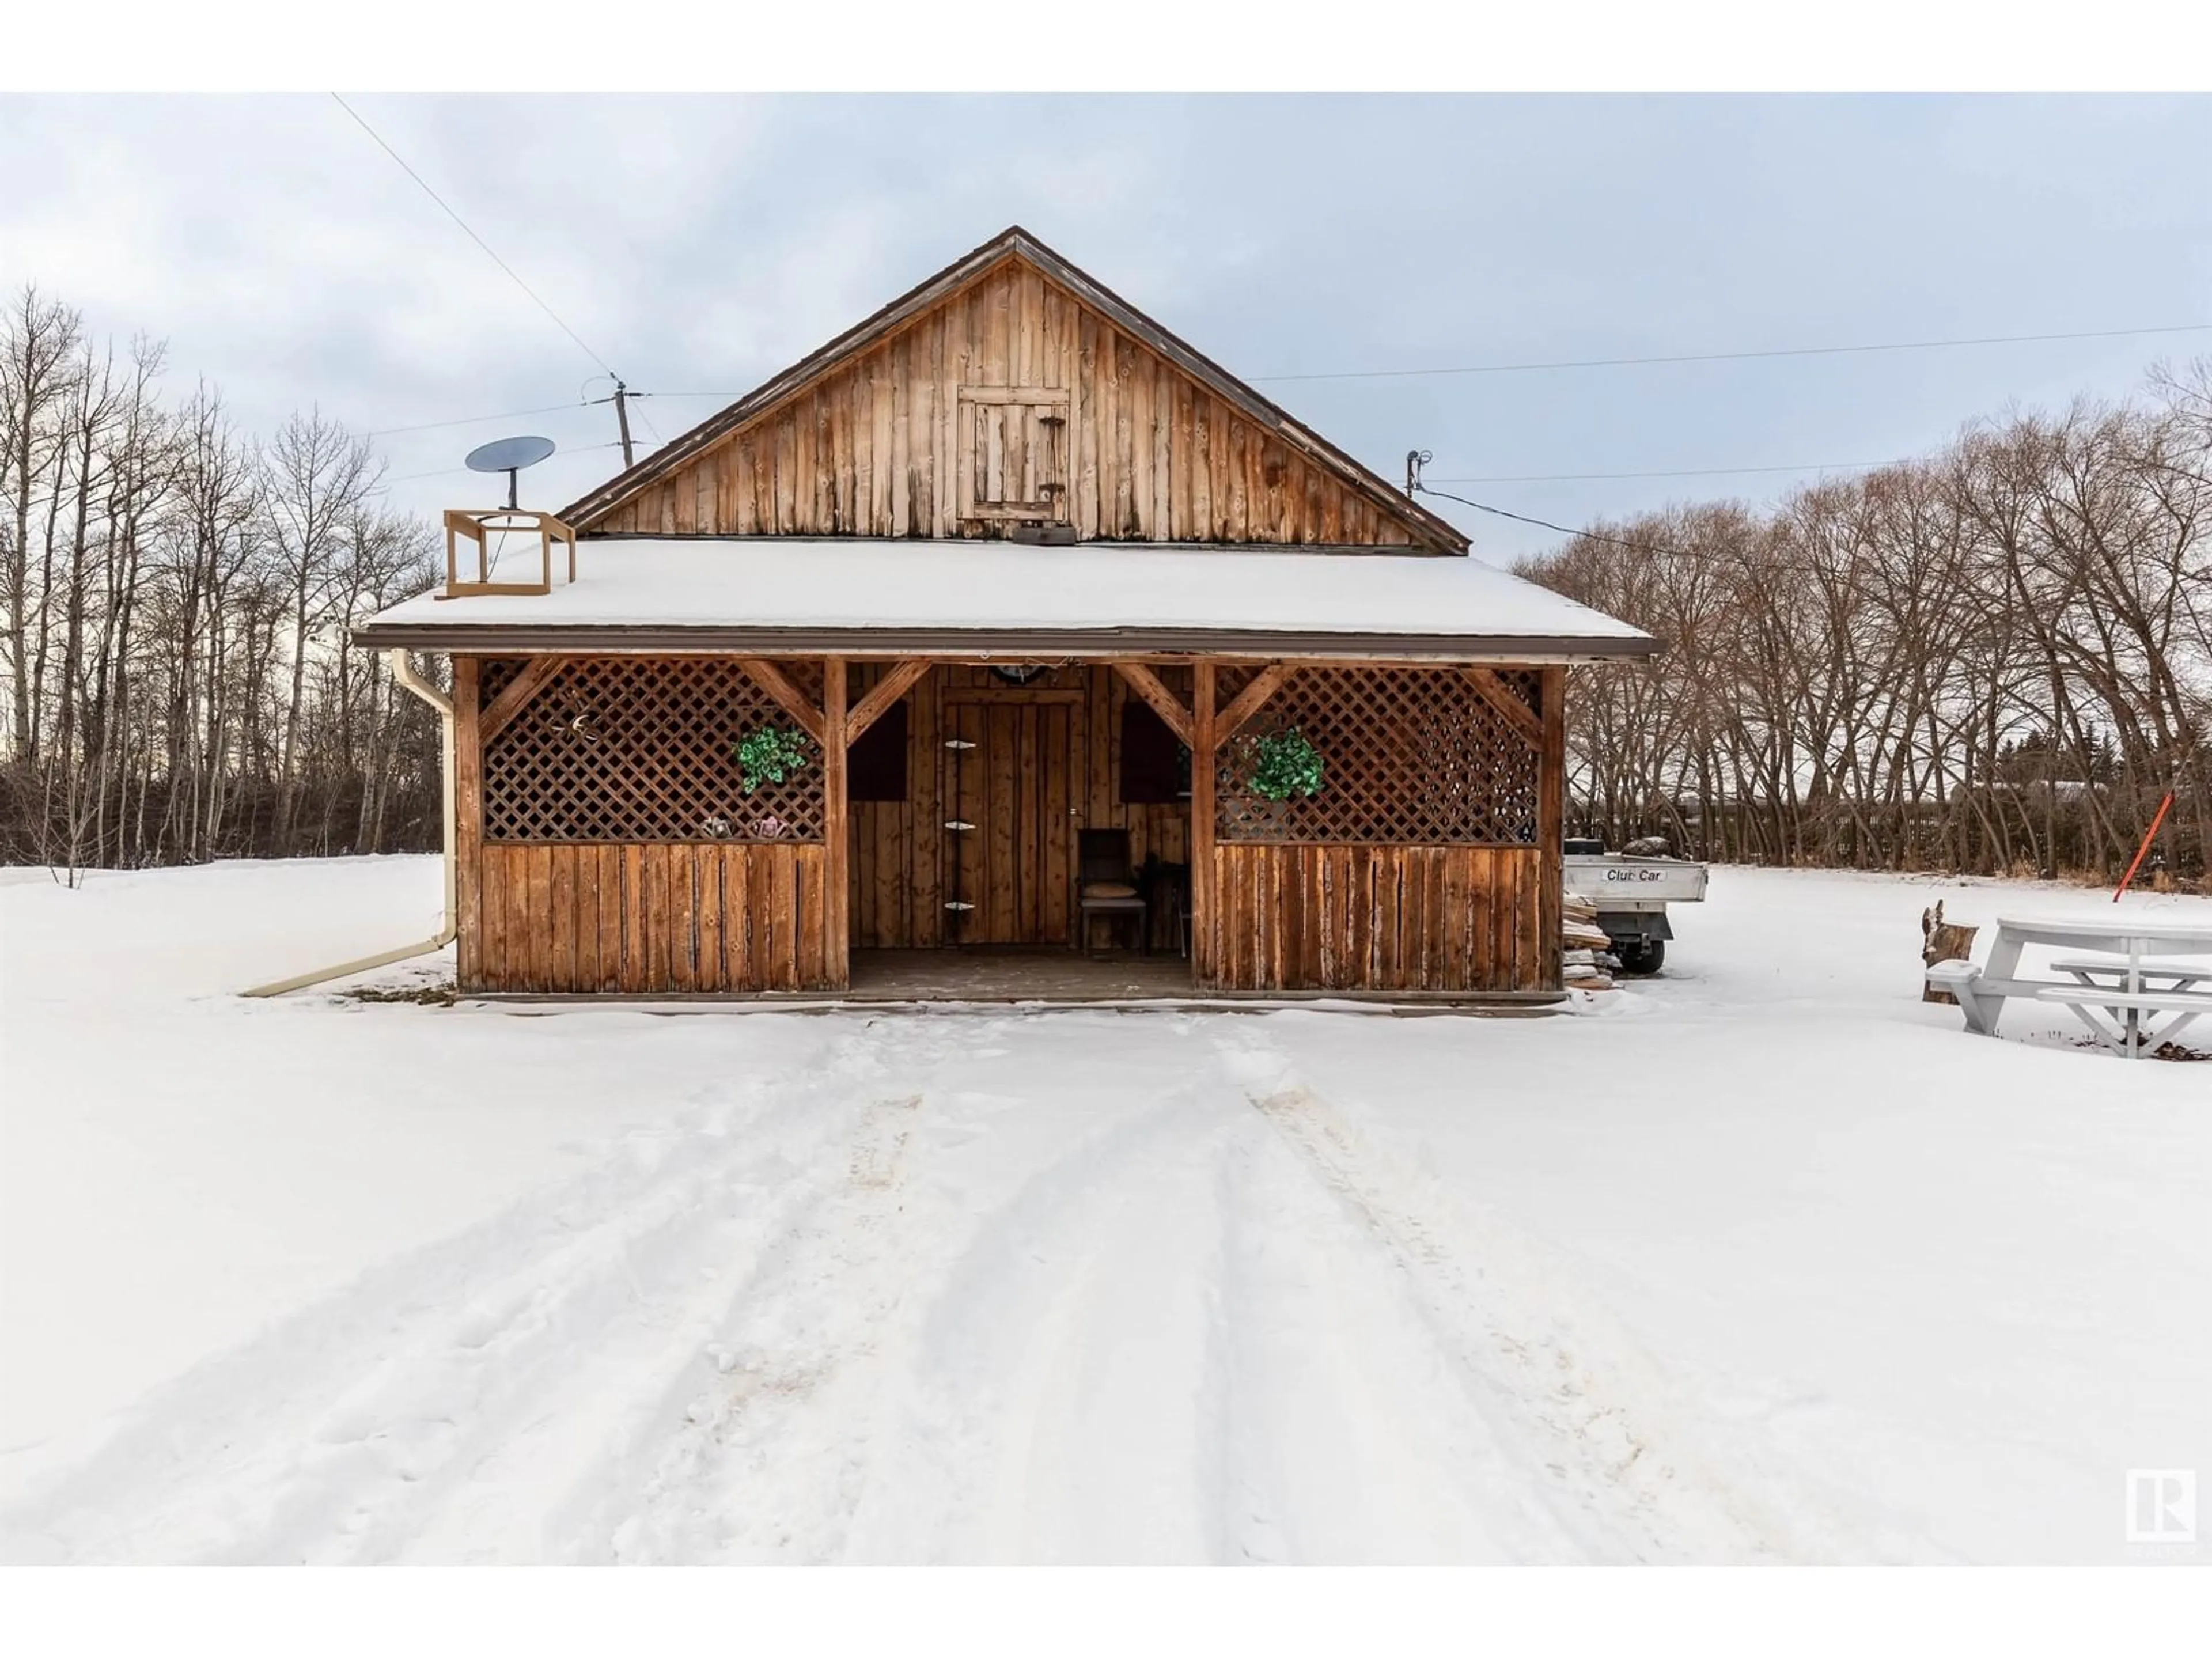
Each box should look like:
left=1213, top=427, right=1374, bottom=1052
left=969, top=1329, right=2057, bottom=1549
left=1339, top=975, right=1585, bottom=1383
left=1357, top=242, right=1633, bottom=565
left=957, top=389, right=1071, bottom=526
left=943, top=695, right=1078, bottom=944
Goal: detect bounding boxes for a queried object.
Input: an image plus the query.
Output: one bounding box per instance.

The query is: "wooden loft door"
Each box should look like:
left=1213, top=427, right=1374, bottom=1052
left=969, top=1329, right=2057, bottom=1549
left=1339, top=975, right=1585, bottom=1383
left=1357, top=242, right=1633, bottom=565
left=957, top=386, right=1071, bottom=526
left=941, top=692, right=1081, bottom=945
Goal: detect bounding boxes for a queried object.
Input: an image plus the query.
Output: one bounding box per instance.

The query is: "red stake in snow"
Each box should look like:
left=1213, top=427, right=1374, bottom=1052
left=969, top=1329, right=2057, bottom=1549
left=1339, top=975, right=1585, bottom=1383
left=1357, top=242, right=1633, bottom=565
left=2113, top=790, right=2175, bottom=902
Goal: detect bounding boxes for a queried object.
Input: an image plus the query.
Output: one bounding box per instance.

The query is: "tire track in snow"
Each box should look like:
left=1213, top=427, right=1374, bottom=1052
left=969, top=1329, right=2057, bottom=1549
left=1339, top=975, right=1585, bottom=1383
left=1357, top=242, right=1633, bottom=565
left=6, top=1011, right=1820, bottom=1565
left=349, top=1020, right=968, bottom=1562
left=1204, top=1119, right=1593, bottom=1562
left=592, top=1027, right=1257, bottom=1563
left=829, top=1035, right=1257, bottom=1563
left=1220, top=1028, right=1789, bottom=1562
left=585, top=1085, right=940, bottom=1563
left=835, top=1023, right=1585, bottom=1564
left=389, top=1077, right=937, bottom=1565
left=0, top=1020, right=947, bottom=1564
left=781, top=1022, right=1633, bottom=1564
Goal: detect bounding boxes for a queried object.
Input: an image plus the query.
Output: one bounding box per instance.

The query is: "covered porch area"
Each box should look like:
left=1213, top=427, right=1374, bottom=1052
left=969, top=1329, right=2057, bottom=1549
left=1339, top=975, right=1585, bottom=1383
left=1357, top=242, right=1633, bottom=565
left=353, top=537, right=1656, bottom=1005
left=448, top=649, right=1566, bottom=1001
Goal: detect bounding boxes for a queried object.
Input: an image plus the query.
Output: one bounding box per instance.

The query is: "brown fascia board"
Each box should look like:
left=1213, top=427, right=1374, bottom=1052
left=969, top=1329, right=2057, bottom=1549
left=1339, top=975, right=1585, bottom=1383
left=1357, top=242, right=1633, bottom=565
left=352, top=620, right=1657, bottom=661
left=556, top=226, right=1470, bottom=554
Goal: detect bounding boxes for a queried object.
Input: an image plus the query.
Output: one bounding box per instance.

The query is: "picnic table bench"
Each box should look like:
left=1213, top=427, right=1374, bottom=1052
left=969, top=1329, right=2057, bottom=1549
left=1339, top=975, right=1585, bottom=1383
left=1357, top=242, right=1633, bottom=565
left=1926, top=914, right=2212, bottom=1059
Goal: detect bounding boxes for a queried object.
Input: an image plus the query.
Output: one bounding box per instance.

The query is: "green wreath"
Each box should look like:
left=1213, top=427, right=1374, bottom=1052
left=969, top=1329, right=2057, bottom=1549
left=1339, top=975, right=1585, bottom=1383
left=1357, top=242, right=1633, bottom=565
left=1246, top=727, right=1324, bottom=801
left=735, top=724, right=813, bottom=794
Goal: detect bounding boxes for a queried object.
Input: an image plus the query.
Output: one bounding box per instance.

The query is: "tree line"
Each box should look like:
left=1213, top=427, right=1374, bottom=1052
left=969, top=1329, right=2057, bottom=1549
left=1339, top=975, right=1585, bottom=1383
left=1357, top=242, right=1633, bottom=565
left=1, top=285, right=443, bottom=876
left=1520, top=365, right=2212, bottom=885
left=13, top=274, right=2206, bottom=889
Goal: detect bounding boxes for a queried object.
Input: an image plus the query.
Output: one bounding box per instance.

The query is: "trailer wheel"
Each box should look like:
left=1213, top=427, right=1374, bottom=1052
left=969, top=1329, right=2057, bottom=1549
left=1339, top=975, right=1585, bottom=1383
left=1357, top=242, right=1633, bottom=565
left=1615, top=937, right=1666, bottom=976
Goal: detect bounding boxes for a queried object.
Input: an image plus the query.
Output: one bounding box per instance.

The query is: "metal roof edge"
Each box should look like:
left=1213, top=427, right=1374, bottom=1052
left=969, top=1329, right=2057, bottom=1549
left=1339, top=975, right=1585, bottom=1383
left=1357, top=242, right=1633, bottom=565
left=353, top=621, right=1658, bottom=661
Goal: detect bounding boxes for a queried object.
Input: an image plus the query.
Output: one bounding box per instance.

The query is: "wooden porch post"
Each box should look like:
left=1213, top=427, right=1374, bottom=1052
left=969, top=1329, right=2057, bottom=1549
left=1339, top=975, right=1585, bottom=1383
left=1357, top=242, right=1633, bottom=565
left=1539, top=665, right=1566, bottom=993
left=453, top=656, right=482, bottom=991
left=824, top=657, right=850, bottom=989
left=1191, top=660, right=1217, bottom=988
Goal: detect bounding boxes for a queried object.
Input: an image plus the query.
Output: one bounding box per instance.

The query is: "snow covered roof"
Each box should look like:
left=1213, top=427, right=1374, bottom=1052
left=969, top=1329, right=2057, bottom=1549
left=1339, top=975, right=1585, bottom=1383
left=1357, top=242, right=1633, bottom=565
left=356, top=538, right=1656, bottom=661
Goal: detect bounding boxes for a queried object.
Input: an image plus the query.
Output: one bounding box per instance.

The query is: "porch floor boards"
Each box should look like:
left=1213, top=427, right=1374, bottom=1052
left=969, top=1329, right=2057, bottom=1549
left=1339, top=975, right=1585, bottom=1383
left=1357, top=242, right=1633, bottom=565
left=468, top=948, right=1562, bottom=1013
left=846, top=947, right=1195, bottom=1002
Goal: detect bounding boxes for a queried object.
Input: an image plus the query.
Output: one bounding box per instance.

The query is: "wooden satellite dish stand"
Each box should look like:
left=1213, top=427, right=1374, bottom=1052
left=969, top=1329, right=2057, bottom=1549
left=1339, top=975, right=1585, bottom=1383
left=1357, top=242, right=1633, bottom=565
left=440, top=508, right=579, bottom=600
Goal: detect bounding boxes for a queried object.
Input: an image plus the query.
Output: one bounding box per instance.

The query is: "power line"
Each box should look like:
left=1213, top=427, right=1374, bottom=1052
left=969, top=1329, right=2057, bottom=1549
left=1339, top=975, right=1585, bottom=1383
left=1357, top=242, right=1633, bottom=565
left=329, top=93, right=617, bottom=380
left=1429, top=459, right=1896, bottom=484
left=373, top=318, right=2212, bottom=448
left=1251, top=323, right=2212, bottom=384
left=1414, top=480, right=1725, bottom=564
left=368, top=401, right=593, bottom=439
left=375, top=441, right=623, bottom=487
left=1417, top=482, right=1636, bottom=545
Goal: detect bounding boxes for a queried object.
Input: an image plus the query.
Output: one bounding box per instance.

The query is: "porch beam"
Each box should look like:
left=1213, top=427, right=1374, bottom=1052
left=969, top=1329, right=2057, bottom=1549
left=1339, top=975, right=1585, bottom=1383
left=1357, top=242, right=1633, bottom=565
left=1213, top=662, right=1289, bottom=747
left=844, top=658, right=932, bottom=747
left=1191, top=661, right=1217, bottom=988
left=1109, top=661, right=1194, bottom=747
left=823, top=658, right=850, bottom=989
left=476, top=655, right=564, bottom=744
left=453, top=657, right=483, bottom=988
left=736, top=657, right=828, bottom=746
left=1539, top=666, right=1566, bottom=994
left=1460, top=666, right=1544, bottom=749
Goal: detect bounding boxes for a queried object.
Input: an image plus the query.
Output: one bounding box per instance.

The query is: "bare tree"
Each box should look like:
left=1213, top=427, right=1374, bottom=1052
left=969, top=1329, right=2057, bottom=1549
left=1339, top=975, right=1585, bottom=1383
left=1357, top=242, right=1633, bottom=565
left=1522, top=369, right=2212, bottom=886
left=0, top=287, right=440, bottom=871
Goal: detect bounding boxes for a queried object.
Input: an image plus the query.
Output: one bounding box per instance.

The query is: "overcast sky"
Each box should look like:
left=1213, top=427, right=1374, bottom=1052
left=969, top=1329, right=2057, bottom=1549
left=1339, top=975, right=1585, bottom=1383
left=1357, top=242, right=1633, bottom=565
left=4, top=93, right=2209, bottom=562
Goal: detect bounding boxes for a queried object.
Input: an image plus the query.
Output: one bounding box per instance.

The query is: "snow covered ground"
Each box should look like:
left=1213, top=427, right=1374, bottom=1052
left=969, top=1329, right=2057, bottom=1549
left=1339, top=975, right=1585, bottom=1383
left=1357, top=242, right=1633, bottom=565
left=1, top=855, right=2206, bottom=1564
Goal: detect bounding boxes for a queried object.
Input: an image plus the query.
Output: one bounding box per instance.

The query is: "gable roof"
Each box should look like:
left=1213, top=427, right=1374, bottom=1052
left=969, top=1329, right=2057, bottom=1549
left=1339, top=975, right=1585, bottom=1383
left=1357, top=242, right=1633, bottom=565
left=558, top=225, right=1469, bottom=552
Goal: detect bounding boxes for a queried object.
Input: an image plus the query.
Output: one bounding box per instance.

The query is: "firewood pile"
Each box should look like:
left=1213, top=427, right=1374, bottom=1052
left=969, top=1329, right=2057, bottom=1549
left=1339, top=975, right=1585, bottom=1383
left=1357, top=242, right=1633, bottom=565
left=1562, top=889, right=1620, bottom=993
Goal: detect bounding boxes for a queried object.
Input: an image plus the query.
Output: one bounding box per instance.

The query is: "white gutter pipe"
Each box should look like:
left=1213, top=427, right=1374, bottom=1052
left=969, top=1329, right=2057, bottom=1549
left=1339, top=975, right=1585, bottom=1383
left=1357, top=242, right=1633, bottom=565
left=243, top=649, right=458, bottom=998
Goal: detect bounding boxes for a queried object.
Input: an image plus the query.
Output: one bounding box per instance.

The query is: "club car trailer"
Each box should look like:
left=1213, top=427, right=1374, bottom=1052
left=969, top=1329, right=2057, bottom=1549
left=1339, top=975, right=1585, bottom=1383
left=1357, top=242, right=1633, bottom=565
left=1563, top=838, right=1710, bottom=975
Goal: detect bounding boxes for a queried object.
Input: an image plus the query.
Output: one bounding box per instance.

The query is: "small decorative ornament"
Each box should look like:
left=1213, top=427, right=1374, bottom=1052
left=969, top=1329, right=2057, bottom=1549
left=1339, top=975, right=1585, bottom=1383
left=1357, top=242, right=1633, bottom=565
left=752, top=813, right=789, bottom=839
left=988, top=663, right=1052, bottom=685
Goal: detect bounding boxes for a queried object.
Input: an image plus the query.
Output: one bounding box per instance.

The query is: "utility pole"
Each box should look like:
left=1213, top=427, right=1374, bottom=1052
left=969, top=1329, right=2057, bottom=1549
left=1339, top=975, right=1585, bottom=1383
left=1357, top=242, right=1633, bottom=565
left=613, top=380, right=635, bottom=469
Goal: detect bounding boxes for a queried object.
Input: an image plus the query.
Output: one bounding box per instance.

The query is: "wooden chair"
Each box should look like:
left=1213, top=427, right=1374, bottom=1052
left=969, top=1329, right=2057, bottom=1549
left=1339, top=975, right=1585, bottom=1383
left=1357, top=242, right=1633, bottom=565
left=1076, top=830, right=1147, bottom=956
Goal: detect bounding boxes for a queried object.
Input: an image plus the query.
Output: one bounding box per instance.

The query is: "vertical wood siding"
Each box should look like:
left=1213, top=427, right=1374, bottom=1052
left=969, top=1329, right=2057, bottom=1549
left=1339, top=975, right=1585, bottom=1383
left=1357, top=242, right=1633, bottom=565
left=463, top=842, right=830, bottom=994
left=588, top=260, right=1438, bottom=548
left=454, top=658, right=1562, bottom=997
left=1201, top=844, right=1555, bottom=994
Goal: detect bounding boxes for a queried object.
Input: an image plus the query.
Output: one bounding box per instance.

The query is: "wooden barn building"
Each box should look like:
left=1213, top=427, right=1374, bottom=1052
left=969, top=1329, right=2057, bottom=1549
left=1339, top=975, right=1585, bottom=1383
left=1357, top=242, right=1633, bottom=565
left=357, top=228, right=1654, bottom=1003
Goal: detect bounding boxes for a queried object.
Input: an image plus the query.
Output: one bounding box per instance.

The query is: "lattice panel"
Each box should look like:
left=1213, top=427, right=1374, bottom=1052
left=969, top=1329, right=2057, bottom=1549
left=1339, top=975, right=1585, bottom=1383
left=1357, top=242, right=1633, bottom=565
left=479, top=658, right=826, bottom=843
left=1214, top=666, right=1541, bottom=844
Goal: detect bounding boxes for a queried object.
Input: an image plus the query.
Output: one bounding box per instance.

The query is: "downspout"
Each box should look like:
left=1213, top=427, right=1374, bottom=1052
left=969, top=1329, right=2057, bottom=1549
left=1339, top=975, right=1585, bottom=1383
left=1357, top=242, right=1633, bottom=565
left=243, top=649, right=457, bottom=997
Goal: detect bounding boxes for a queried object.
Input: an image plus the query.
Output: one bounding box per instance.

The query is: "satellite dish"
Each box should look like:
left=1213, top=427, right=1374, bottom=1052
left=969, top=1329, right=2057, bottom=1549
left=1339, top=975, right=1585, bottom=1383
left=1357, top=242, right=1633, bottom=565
left=464, top=434, right=557, bottom=510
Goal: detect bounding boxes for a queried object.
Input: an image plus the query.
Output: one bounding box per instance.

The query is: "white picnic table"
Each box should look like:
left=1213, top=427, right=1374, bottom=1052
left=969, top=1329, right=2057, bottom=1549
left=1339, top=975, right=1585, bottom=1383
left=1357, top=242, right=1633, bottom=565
left=1927, top=914, right=2212, bottom=1059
